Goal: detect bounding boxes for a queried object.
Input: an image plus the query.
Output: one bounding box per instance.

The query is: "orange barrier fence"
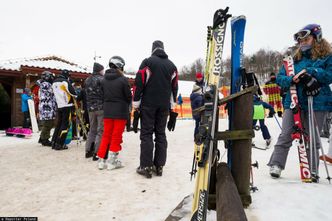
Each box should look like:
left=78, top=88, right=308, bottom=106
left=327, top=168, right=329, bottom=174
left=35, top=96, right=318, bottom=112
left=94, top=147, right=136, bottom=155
left=175, top=97, right=228, bottom=119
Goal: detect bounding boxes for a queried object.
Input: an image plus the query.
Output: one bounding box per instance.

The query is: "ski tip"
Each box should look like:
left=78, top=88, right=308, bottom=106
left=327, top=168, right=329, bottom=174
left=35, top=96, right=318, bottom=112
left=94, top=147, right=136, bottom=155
left=231, top=15, right=246, bottom=23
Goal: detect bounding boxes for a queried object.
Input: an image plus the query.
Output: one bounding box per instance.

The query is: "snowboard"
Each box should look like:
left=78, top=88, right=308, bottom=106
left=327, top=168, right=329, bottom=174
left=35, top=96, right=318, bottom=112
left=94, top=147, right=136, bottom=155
left=6, top=127, right=32, bottom=138
left=65, top=123, right=73, bottom=145
left=28, top=99, right=39, bottom=133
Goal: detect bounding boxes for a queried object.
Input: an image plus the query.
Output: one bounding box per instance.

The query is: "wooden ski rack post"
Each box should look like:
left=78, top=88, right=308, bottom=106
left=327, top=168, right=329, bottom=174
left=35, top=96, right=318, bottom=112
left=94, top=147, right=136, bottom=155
left=208, top=85, right=257, bottom=220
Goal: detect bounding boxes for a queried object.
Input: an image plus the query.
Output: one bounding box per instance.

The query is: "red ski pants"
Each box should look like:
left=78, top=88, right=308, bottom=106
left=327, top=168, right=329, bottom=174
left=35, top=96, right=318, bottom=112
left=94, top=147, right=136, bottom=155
left=97, top=118, right=127, bottom=158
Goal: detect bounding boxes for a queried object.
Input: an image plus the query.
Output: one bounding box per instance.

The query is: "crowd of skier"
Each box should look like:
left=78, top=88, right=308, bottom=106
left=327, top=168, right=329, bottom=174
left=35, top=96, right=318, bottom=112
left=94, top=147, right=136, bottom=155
left=20, top=24, right=332, bottom=181
left=21, top=40, right=178, bottom=179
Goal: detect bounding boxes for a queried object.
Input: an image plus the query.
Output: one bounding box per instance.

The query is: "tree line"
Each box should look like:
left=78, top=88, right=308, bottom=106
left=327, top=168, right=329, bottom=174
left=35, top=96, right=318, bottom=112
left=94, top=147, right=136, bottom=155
left=179, top=48, right=284, bottom=85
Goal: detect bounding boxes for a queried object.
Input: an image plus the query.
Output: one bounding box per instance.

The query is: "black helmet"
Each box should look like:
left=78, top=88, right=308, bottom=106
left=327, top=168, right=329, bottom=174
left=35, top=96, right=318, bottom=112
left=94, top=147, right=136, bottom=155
left=61, top=69, right=70, bottom=78
left=41, top=71, right=54, bottom=82
left=109, top=56, right=125, bottom=69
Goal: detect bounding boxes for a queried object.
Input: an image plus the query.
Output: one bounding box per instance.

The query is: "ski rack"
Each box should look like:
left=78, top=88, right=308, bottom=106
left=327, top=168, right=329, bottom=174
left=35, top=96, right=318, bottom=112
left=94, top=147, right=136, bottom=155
left=193, top=85, right=257, bottom=209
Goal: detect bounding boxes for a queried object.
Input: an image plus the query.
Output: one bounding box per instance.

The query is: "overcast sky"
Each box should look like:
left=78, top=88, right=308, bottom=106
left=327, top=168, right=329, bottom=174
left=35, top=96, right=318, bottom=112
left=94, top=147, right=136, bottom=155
left=0, top=0, right=331, bottom=72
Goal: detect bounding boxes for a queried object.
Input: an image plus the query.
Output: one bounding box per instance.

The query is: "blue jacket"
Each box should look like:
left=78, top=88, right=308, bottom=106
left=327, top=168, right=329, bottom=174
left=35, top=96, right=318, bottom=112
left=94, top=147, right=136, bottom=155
left=190, top=92, right=204, bottom=120
left=21, top=93, right=32, bottom=112
left=277, top=51, right=332, bottom=111
left=177, top=94, right=183, bottom=105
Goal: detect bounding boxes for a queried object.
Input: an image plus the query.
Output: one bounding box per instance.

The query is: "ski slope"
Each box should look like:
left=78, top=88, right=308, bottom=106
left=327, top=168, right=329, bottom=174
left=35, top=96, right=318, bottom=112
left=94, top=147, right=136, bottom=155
left=0, top=118, right=331, bottom=221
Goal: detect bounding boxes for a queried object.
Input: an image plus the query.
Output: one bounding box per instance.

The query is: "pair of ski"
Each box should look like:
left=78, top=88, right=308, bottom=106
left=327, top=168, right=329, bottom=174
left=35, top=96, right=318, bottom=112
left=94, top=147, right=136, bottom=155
left=190, top=7, right=246, bottom=221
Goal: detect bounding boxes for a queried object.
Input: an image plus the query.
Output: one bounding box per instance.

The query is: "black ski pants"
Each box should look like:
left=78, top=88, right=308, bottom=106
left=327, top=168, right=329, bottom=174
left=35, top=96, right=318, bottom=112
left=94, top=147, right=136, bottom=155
left=139, top=105, right=169, bottom=167
left=52, top=107, right=72, bottom=147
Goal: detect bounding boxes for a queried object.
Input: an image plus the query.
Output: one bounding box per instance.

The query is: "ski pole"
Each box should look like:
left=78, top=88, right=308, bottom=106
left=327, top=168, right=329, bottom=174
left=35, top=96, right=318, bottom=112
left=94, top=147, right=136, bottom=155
left=312, top=110, right=331, bottom=184
left=273, top=115, right=282, bottom=130
left=308, top=96, right=316, bottom=179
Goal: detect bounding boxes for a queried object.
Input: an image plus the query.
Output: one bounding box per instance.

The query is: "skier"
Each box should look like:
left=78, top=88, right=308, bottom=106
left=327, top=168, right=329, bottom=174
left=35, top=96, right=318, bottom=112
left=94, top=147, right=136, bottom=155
left=51, top=70, right=77, bottom=150
left=252, top=94, right=275, bottom=146
left=21, top=88, right=32, bottom=128
left=263, top=72, right=283, bottom=117
left=195, top=72, right=204, bottom=91
left=190, top=84, right=204, bottom=140
left=177, top=93, right=183, bottom=118
left=268, top=24, right=332, bottom=180
left=37, top=71, right=57, bottom=146
left=96, top=56, right=132, bottom=170
left=133, top=40, right=178, bottom=178
left=84, top=62, right=104, bottom=160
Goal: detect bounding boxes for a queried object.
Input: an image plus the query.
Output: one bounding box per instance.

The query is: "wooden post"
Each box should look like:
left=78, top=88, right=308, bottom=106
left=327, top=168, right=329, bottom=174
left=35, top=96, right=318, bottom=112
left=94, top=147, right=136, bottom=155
left=230, top=90, right=253, bottom=207
left=216, top=162, right=247, bottom=221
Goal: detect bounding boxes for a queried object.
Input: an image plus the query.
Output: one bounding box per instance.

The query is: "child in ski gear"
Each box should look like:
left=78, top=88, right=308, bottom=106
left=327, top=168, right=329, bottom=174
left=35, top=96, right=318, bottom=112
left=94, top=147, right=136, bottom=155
left=253, top=95, right=274, bottom=146
left=97, top=56, right=132, bottom=170
left=268, top=24, right=332, bottom=179
left=190, top=84, right=204, bottom=139
left=177, top=93, right=183, bottom=118
left=21, top=88, right=32, bottom=128
left=84, top=62, right=104, bottom=159
left=37, top=71, right=56, bottom=146
left=263, top=72, right=283, bottom=117
left=133, top=40, right=178, bottom=178
left=51, top=70, right=77, bottom=150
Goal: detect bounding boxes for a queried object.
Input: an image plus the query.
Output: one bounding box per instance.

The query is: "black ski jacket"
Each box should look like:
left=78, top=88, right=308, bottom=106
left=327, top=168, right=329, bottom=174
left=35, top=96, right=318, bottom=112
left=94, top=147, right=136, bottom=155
left=102, top=68, right=132, bottom=119
left=84, top=73, right=104, bottom=112
left=133, top=49, right=178, bottom=109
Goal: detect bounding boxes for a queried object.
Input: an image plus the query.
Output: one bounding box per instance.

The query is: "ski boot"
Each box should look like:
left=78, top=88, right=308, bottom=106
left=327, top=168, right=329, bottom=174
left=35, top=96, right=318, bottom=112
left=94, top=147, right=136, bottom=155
left=98, top=158, right=106, bottom=170
left=107, top=151, right=123, bottom=170
left=136, top=166, right=153, bottom=179
left=41, top=139, right=52, bottom=147
left=153, top=166, right=163, bottom=176
left=269, top=165, right=282, bottom=178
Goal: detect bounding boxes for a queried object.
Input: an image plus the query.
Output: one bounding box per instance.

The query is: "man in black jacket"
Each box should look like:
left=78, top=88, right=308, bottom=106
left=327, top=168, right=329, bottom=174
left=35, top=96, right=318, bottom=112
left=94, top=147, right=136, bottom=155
left=84, top=62, right=104, bottom=160
left=133, top=40, right=178, bottom=178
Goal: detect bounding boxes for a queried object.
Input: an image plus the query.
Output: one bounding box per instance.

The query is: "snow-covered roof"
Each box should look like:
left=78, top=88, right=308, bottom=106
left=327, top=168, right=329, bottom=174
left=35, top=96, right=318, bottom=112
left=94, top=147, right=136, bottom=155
left=0, top=55, right=91, bottom=73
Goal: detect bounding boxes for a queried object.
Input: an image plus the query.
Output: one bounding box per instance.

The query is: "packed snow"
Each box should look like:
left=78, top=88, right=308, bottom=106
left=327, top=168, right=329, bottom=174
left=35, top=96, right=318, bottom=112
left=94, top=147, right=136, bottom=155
left=0, top=118, right=331, bottom=221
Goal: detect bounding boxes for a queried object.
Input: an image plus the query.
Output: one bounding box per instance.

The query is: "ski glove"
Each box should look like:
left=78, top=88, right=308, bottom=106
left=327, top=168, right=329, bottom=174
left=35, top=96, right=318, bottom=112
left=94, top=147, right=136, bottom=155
left=132, top=110, right=140, bottom=133
left=298, top=71, right=321, bottom=96
left=268, top=109, right=275, bottom=118
left=167, top=111, right=178, bottom=132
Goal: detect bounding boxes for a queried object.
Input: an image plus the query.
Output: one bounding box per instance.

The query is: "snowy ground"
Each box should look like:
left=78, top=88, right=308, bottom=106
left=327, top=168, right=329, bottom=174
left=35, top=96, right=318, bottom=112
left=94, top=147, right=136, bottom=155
left=0, top=118, right=331, bottom=221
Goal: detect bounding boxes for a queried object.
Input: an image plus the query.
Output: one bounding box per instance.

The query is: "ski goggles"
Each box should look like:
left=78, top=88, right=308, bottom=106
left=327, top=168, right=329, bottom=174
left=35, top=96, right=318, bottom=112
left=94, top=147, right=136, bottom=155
left=294, top=30, right=311, bottom=42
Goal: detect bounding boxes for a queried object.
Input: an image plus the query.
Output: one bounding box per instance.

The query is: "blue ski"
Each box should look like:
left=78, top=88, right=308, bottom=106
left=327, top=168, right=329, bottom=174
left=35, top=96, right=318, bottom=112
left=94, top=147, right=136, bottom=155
left=228, top=16, right=246, bottom=167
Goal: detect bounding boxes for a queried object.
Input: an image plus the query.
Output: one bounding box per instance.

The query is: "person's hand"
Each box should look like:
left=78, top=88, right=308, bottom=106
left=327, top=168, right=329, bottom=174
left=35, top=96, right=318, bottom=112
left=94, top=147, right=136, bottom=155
left=292, top=69, right=306, bottom=84
left=268, top=110, right=275, bottom=118
left=298, top=71, right=321, bottom=96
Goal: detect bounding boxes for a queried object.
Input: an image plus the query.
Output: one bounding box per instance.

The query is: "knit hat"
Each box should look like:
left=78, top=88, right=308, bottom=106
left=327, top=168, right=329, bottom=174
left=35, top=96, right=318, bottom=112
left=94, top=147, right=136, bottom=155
left=61, top=69, right=70, bottom=78
left=270, top=72, right=276, bottom=77
left=192, top=84, right=202, bottom=94
left=196, top=72, right=203, bottom=79
left=152, top=40, right=164, bottom=53
left=93, top=62, right=104, bottom=73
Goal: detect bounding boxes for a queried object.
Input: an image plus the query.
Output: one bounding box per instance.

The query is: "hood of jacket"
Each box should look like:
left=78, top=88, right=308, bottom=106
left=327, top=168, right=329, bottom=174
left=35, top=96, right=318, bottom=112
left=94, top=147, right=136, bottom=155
left=152, top=48, right=168, bottom=59
left=104, top=68, right=121, bottom=80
